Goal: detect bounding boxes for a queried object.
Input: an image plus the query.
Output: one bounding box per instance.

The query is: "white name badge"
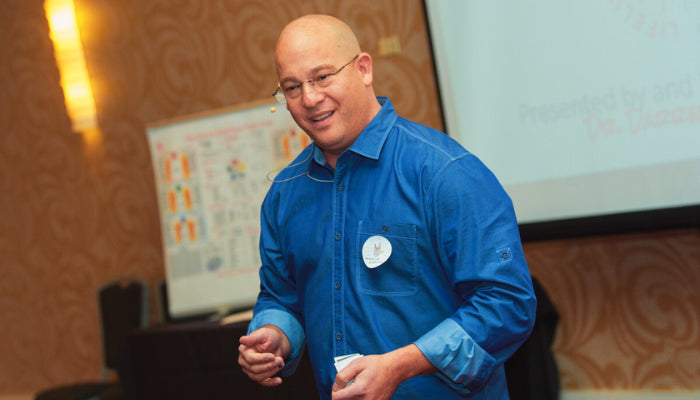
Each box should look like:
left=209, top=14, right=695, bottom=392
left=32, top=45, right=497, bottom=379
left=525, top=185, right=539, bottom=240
left=362, top=235, right=392, bottom=268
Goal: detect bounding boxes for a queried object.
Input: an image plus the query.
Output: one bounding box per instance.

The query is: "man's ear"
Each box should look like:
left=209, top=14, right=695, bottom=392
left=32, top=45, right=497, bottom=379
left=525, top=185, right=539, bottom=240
left=356, top=52, right=374, bottom=86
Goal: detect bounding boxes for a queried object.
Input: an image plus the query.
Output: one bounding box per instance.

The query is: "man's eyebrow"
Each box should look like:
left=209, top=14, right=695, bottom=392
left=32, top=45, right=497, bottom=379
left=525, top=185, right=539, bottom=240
left=280, top=77, right=300, bottom=85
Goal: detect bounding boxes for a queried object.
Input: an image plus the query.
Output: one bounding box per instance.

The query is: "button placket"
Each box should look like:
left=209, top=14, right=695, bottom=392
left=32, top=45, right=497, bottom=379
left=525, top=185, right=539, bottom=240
left=332, top=168, right=347, bottom=356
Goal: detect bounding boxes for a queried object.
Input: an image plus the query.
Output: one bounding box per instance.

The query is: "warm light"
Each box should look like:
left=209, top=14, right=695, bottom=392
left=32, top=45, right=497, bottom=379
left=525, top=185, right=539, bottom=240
left=45, top=0, right=97, bottom=133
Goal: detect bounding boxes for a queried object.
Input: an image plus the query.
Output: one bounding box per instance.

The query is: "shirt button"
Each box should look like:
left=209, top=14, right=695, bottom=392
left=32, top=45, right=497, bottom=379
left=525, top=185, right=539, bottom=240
left=336, top=184, right=344, bottom=191
left=336, top=333, right=343, bottom=341
left=335, top=282, right=341, bottom=289
left=382, top=225, right=389, bottom=232
left=335, top=233, right=342, bottom=240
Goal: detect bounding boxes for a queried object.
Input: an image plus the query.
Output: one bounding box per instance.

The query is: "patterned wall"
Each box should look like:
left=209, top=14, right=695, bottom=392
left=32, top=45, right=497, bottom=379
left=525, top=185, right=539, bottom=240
left=0, top=0, right=698, bottom=395
left=525, top=229, right=700, bottom=389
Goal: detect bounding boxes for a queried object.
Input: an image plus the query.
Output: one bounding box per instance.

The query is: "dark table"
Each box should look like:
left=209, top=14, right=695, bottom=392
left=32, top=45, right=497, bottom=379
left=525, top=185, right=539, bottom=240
left=121, top=319, right=318, bottom=400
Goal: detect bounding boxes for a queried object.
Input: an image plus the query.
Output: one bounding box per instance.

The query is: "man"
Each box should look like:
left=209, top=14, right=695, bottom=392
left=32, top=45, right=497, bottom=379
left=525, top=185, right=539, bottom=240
left=238, top=14, right=536, bottom=400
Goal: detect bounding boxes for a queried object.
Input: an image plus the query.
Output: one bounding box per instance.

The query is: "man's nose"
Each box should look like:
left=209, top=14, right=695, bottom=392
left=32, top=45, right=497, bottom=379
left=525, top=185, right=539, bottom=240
left=301, top=81, right=323, bottom=107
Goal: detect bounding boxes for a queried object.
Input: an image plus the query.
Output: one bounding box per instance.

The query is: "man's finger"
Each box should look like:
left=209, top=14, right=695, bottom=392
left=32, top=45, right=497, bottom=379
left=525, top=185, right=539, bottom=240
left=260, top=376, right=283, bottom=387
left=332, top=363, right=359, bottom=392
left=239, top=333, right=265, bottom=347
left=238, top=347, right=275, bottom=364
left=332, top=376, right=348, bottom=392
left=240, top=359, right=282, bottom=381
left=245, top=358, right=284, bottom=374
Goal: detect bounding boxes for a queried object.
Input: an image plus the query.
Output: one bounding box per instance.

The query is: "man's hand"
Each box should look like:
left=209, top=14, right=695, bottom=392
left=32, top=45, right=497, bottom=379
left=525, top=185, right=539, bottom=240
left=238, top=325, right=291, bottom=387
left=331, top=344, right=437, bottom=400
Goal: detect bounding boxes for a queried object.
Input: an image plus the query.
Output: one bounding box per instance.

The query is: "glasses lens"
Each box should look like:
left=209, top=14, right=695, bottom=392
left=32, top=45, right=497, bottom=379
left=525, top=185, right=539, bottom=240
left=273, top=86, right=286, bottom=103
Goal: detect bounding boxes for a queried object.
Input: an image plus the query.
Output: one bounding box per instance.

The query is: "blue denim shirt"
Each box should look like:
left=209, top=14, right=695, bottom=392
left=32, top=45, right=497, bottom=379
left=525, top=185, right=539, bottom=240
left=249, top=97, right=536, bottom=399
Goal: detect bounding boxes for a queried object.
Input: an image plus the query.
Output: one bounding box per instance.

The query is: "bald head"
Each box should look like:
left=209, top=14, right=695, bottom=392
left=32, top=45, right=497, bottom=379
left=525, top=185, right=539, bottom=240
left=275, top=15, right=361, bottom=70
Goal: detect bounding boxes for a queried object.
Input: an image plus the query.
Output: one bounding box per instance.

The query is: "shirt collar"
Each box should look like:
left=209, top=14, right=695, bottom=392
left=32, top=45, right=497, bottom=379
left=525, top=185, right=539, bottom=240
left=311, top=96, right=396, bottom=165
left=350, top=96, right=396, bottom=160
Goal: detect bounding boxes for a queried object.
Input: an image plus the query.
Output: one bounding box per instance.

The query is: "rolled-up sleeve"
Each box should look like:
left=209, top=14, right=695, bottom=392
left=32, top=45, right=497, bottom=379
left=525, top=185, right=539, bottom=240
left=414, top=318, right=496, bottom=395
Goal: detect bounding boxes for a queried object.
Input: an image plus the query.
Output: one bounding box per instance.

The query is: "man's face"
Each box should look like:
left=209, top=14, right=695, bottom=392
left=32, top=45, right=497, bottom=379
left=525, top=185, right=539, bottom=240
left=275, top=37, right=369, bottom=162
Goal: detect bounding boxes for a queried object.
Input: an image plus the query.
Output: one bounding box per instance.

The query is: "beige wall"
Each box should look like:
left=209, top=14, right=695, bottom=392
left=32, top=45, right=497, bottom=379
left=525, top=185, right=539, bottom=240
left=0, top=0, right=698, bottom=396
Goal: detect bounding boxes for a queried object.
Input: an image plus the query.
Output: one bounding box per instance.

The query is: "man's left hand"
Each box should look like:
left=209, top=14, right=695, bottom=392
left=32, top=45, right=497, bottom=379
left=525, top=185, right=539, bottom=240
left=331, top=344, right=437, bottom=400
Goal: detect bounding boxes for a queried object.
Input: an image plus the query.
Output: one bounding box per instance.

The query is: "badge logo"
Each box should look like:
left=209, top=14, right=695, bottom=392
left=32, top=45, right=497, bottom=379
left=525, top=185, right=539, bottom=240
left=362, top=235, right=392, bottom=268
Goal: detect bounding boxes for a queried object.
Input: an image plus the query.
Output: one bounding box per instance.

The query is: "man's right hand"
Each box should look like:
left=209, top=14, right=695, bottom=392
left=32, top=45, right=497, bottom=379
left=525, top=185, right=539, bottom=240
left=238, top=325, right=291, bottom=386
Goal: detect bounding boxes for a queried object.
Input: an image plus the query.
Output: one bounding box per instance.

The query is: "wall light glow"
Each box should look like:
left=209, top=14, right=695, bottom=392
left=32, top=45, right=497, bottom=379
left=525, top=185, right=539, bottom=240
left=45, top=0, right=97, bottom=134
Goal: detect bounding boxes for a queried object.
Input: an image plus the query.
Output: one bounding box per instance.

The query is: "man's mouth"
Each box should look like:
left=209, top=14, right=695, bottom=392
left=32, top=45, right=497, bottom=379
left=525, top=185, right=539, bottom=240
left=311, top=111, right=334, bottom=122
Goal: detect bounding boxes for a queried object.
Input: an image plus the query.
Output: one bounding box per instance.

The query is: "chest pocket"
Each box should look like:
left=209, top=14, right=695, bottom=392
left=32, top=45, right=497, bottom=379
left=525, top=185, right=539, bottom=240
left=356, top=221, right=417, bottom=296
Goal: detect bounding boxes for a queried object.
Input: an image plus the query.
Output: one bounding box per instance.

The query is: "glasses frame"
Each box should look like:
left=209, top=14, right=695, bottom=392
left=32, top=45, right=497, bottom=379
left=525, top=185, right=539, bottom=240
left=272, top=54, right=360, bottom=103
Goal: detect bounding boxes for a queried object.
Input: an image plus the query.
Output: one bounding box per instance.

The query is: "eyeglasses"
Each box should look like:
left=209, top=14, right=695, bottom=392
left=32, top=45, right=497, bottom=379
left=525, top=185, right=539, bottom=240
left=273, top=54, right=359, bottom=103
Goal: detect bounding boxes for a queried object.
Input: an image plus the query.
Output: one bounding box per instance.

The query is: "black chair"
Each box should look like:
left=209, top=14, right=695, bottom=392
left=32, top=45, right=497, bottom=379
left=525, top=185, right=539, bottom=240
left=35, top=278, right=149, bottom=400
left=505, top=276, right=560, bottom=400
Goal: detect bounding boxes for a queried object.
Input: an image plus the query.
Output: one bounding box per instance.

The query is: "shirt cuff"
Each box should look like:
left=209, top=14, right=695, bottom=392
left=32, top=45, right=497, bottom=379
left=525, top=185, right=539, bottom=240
left=248, top=308, right=306, bottom=373
left=414, top=318, right=496, bottom=394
